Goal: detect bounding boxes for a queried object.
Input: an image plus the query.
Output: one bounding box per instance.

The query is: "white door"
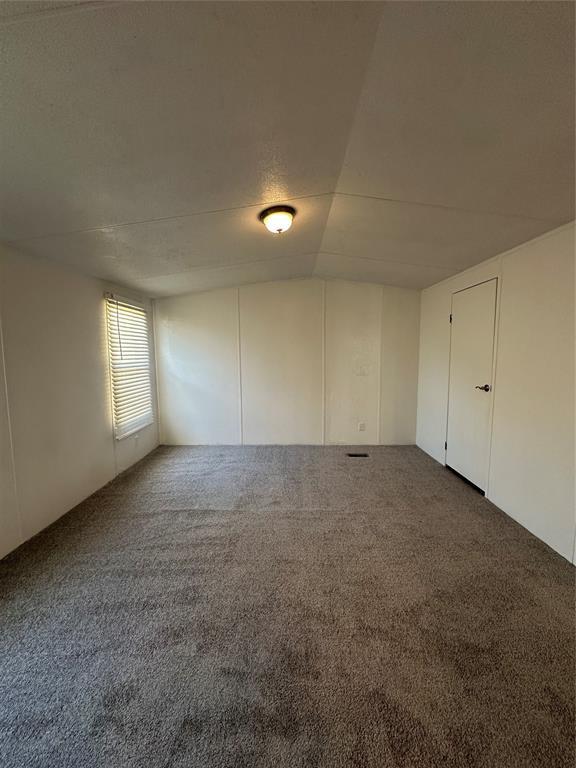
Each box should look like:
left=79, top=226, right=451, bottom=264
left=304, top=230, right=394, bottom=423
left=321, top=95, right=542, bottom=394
left=446, top=279, right=497, bottom=491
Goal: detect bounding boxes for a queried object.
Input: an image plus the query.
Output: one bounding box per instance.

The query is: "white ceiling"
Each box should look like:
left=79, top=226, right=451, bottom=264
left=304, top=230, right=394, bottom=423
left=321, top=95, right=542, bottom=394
left=1, top=1, right=573, bottom=297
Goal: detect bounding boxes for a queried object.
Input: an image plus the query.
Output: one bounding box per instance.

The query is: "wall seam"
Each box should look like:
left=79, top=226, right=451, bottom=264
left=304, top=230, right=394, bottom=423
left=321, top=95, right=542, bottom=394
left=377, top=285, right=384, bottom=445
left=484, top=268, right=503, bottom=499
left=149, top=298, right=162, bottom=450
left=237, top=287, right=244, bottom=446
left=0, top=296, right=23, bottom=543
left=322, top=279, right=326, bottom=446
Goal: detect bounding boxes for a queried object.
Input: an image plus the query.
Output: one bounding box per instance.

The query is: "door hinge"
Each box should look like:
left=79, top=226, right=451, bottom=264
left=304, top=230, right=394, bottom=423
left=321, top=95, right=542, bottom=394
left=449, top=313, right=452, bottom=324
left=444, top=441, right=447, bottom=450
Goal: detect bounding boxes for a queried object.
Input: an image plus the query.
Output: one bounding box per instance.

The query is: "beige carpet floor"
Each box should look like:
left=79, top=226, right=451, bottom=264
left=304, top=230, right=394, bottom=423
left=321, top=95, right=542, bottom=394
left=0, top=445, right=574, bottom=767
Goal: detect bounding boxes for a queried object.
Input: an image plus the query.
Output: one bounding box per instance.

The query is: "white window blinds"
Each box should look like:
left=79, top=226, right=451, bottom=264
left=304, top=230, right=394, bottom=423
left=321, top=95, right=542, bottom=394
left=105, top=294, right=154, bottom=439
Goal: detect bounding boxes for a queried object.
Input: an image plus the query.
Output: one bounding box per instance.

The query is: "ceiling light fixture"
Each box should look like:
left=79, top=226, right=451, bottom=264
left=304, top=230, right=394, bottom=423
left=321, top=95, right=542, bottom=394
left=258, top=205, right=296, bottom=234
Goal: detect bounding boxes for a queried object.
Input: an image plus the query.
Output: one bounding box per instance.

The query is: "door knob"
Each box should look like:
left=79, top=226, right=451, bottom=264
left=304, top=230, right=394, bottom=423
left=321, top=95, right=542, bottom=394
left=475, top=384, right=491, bottom=391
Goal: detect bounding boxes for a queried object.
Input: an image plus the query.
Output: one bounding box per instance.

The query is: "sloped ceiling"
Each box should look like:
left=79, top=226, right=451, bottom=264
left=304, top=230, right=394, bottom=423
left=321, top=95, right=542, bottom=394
left=1, top=1, right=574, bottom=297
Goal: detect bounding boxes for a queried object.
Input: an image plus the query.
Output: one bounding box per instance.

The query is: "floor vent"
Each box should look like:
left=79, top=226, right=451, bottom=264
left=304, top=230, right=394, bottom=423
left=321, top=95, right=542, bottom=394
left=347, top=452, right=369, bottom=458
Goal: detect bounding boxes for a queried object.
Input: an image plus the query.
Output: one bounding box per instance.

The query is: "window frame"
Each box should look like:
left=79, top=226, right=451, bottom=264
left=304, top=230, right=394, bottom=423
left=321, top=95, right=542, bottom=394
left=105, top=293, right=155, bottom=440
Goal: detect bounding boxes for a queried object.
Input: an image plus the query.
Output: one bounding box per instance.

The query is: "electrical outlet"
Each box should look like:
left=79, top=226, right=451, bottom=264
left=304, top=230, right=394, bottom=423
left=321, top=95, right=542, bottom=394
left=358, top=422, right=366, bottom=432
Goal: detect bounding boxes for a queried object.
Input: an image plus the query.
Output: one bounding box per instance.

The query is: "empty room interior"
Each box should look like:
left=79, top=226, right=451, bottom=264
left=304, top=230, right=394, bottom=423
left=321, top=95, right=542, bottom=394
left=0, top=1, right=574, bottom=766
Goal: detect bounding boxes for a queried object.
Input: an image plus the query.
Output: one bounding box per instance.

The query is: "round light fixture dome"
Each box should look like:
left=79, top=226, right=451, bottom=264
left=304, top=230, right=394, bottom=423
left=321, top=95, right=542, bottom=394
left=259, top=205, right=296, bottom=234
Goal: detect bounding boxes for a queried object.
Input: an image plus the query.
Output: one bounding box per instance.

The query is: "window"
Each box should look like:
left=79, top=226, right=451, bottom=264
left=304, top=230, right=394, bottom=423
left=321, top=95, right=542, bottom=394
left=105, top=294, right=154, bottom=439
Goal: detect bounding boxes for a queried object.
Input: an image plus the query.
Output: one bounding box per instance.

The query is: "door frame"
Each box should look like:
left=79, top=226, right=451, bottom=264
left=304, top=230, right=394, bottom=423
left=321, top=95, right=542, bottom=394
left=444, top=277, right=501, bottom=495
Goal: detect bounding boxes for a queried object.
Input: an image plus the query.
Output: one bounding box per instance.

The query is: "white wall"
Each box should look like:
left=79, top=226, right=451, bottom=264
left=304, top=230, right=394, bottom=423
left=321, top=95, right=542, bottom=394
left=380, top=286, right=421, bottom=444
left=488, top=227, right=575, bottom=562
left=325, top=281, right=381, bottom=445
left=240, top=279, right=324, bottom=444
left=0, top=246, right=159, bottom=558
left=155, top=288, right=241, bottom=445
left=416, top=223, right=575, bottom=561
left=155, top=278, right=421, bottom=446
left=0, top=311, right=20, bottom=557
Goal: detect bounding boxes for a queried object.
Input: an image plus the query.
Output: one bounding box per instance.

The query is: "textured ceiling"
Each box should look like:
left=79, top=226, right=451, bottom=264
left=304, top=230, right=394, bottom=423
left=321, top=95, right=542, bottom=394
left=1, top=1, right=574, bottom=297
left=0, top=1, right=91, bottom=20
